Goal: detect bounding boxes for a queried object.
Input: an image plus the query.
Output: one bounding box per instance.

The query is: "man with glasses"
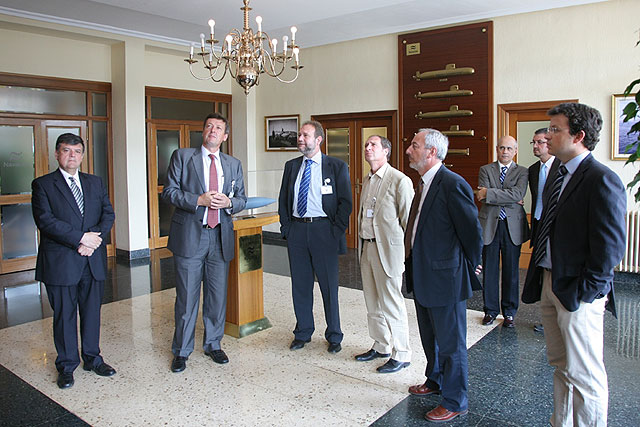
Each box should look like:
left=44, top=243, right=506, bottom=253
left=476, top=136, right=529, bottom=328
left=527, top=128, right=560, bottom=333
left=523, top=103, right=626, bottom=426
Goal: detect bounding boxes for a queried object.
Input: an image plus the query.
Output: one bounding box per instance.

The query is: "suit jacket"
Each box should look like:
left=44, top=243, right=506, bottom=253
left=522, top=154, right=626, bottom=316
left=406, top=166, right=483, bottom=307
left=357, top=165, right=414, bottom=277
left=278, top=154, right=352, bottom=254
left=32, top=169, right=115, bottom=285
left=528, top=157, right=560, bottom=246
left=478, top=161, right=530, bottom=246
left=162, top=148, right=247, bottom=261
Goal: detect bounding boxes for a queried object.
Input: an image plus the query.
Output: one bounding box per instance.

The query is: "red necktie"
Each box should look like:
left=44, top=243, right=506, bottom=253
left=207, top=154, right=219, bottom=228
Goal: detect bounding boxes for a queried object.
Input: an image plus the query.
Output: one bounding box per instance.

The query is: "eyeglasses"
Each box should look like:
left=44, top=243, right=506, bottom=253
left=546, top=126, right=565, bottom=134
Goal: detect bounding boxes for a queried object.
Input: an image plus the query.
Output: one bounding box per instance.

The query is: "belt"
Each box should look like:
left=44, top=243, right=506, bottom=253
left=292, top=216, right=328, bottom=223
left=362, top=238, right=376, bottom=243
left=203, top=224, right=220, bottom=229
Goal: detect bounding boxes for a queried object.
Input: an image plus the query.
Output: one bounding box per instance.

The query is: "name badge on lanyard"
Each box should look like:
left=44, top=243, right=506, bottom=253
left=321, top=177, right=333, bottom=195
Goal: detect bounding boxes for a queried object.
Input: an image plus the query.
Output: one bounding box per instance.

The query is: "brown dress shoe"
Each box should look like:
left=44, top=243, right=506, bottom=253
left=425, top=405, right=468, bottom=423
left=503, top=316, right=515, bottom=328
left=408, top=381, right=441, bottom=396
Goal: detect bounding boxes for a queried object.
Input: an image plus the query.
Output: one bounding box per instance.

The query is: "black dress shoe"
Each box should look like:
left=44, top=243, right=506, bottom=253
left=482, top=313, right=495, bottom=325
left=377, top=359, right=410, bottom=373
left=83, top=362, right=116, bottom=377
left=533, top=323, right=544, bottom=333
left=355, top=349, right=390, bottom=362
left=57, top=372, right=74, bottom=389
left=171, top=356, right=187, bottom=373
left=289, top=339, right=310, bottom=350
left=206, top=350, right=229, bottom=364
left=503, top=316, right=515, bottom=328
left=327, top=343, right=342, bottom=354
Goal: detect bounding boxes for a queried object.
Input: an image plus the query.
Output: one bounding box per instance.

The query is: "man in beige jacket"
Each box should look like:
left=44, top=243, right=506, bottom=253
left=355, top=135, right=414, bottom=373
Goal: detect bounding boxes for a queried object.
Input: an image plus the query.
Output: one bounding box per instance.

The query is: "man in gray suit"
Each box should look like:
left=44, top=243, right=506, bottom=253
left=355, top=135, right=413, bottom=373
left=162, top=112, right=247, bottom=372
left=476, top=136, right=529, bottom=328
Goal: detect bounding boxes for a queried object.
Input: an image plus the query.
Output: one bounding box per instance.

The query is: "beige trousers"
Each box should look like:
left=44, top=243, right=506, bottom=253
left=541, top=270, right=608, bottom=427
left=360, top=241, right=411, bottom=362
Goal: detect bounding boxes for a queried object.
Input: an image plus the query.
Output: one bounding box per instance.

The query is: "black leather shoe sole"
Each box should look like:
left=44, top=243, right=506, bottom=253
left=57, top=372, right=74, bottom=389
left=83, top=362, right=116, bottom=377
left=355, top=349, right=391, bottom=362
left=171, top=356, right=187, bottom=373
left=206, top=350, right=229, bottom=364
left=289, top=339, right=310, bottom=350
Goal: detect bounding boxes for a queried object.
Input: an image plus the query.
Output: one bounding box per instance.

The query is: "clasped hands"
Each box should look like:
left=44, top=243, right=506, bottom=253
left=78, top=232, right=102, bottom=257
left=198, top=191, right=231, bottom=210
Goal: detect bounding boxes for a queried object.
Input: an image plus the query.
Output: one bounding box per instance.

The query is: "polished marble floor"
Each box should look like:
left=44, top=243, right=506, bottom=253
left=1, top=242, right=639, bottom=426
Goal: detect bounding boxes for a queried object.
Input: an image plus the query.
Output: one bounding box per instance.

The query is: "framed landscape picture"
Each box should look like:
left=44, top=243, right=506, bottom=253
left=612, top=93, right=639, bottom=160
left=265, top=114, right=299, bottom=151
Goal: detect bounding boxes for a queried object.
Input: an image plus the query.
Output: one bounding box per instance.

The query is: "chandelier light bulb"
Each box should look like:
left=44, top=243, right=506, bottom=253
left=199, top=33, right=205, bottom=48
left=283, top=35, right=288, bottom=54
left=293, top=46, right=299, bottom=62
left=256, top=16, right=262, bottom=33
left=272, top=38, right=277, bottom=54
left=291, top=26, right=297, bottom=42
left=225, top=34, right=233, bottom=51
left=208, top=19, right=215, bottom=35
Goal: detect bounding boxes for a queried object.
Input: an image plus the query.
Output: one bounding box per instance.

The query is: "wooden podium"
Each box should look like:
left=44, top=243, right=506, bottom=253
left=224, top=212, right=279, bottom=338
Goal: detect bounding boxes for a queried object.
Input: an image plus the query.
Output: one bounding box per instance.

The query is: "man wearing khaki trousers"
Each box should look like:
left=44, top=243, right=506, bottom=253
left=355, top=135, right=414, bottom=373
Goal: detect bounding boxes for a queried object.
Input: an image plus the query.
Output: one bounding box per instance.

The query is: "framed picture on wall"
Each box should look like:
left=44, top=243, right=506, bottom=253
left=612, top=93, right=639, bottom=160
left=265, top=114, right=300, bottom=151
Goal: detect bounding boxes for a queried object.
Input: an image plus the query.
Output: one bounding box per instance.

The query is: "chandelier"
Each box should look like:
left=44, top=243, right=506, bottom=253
left=185, top=0, right=302, bottom=95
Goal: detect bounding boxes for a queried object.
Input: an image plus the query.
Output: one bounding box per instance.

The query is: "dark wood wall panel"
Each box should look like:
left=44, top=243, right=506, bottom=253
left=398, top=21, right=493, bottom=187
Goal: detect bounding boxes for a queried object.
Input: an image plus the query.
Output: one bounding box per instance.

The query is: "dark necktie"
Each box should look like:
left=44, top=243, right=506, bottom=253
left=499, top=165, right=507, bottom=220
left=68, top=177, right=84, bottom=216
left=404, top=180, right=424, bottom=257
left=297, top=159, right=312, bottom=217
left=207, top=154, right=219, bottom=228
left=533, top=165, right=568, bottom=266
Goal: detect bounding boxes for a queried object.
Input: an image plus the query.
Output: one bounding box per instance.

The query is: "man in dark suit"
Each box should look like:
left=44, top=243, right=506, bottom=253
left=527, top=128, right=559, bottom=333
left=162, top=113, right=247, bottom=372
left=278, top=120, right=352, bottom=354
left=522, top=103, right=626, bottom=426
left=31, top=133, right=115, bottom=389
left=476, top=136, right=529, bottom=328
left=404, top=128, right=483, bottom=423
left=528, top=128, right=559, bottom=241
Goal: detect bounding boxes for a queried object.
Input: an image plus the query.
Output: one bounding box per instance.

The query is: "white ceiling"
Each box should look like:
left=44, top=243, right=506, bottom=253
left=0, top=0, right=607, bottom=49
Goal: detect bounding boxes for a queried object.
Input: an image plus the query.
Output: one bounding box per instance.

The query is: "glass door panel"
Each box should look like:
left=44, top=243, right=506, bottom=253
left=0, top=125, right=35, bottom=195
left=156, top=130, right=180, bottom=187
left=43, top=122, right=87, bottom=174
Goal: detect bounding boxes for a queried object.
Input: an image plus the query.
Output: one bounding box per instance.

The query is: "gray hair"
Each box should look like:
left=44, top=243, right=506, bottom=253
left=369, top=134, right=392, bottom=160
left=419, top=128, right=448, bottom=160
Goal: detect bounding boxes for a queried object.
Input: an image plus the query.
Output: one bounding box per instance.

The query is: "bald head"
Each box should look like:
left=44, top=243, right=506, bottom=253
left=496, top=135, right=518, bottom=165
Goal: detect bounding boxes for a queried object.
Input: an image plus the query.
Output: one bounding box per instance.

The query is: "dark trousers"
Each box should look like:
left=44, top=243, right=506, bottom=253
left=482, top=220, right=521, bottom=317
left=173, top=225, right=229, bottom=357
left=45, top=263, right=104, bottom=373
left=287, top=219, right=343, bottom=344
left=415, top=299, right=468, bottom=412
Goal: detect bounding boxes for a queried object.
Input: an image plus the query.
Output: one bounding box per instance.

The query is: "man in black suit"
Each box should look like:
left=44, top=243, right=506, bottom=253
left=404, top=129, right=483, bottom=423
left=523, top=103, right=626, bottom=426
left=528, top=128, right=559, bottom=241
left=162, top=113, right=247, bottom=372
left=278, top=120, right=352, bottom=354
left=31, top=133, right=115, bottom=389
left=527, top=128, right=559, bottom=333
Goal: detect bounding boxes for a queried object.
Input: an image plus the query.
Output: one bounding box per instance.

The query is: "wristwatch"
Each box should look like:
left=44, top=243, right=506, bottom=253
left=228, top=199, right=233, bottom=209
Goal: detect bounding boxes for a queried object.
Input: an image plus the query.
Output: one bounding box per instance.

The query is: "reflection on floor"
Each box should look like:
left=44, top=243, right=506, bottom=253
left=0, top=244, right=639, bottom=426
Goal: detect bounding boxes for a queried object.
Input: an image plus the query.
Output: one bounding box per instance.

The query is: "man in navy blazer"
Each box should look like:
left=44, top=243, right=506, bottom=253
left=162, top=113, right=247, bottom=372
left=522, top=103, right=626, bottom=426
left=278, top=120, right=352, bottom=354
left=32, top=133, right=115, bottom=389
left=404, top=129, right=483, bottom=423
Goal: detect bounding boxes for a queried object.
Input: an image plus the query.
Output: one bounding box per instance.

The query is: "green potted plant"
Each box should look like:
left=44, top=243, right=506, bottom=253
left=621, top=39, right=640, bottom=203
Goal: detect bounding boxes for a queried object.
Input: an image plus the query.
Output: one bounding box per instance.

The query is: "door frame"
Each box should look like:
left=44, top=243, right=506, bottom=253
left=311, top=110, right=397, bottom=249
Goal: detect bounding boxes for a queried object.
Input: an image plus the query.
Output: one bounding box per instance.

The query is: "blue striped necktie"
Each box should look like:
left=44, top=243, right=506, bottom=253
left=297, top=159, right=312, bottom=217
left=533, top=165, right=568, bottom=266
left=68, top=176, right=84, bottom=216
left=499, top=165, right=507, bottom=220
